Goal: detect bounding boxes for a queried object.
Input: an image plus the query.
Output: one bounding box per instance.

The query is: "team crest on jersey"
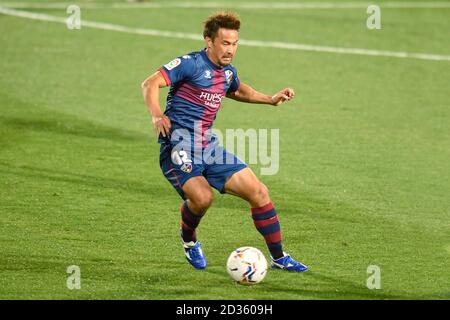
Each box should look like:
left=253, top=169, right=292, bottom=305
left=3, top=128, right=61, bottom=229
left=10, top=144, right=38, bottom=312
left=180, top=163, right=192, bottom=173
left=204, top=70, right=212, bottom=79
left=225, top=70, right=233, bottom=84
left=164, top=58, right=181, bottom=70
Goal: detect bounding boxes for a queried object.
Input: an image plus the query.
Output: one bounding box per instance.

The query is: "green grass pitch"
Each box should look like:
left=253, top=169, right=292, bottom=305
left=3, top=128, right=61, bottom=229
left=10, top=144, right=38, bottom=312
left=1, top=0, right=449, bottom=299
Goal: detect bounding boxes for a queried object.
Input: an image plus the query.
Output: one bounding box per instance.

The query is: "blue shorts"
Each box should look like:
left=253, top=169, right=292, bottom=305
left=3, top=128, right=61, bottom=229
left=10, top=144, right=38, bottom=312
left=159, top=142, right=247, bottom=199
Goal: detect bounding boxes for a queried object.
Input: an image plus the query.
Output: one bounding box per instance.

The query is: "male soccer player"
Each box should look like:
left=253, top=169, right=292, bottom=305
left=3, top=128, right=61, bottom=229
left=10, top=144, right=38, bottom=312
left=141, top=12, right=308, bottom=272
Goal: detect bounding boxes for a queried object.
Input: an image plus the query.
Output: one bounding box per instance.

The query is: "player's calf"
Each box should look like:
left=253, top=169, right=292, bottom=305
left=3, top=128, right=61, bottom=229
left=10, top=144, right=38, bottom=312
left=251, top=201, right=284, bottom=259
left=179, top=202, right=208, bottom=269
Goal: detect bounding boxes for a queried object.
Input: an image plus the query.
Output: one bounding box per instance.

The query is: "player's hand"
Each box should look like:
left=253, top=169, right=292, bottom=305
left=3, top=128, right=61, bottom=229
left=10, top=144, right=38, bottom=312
left=152, top=114, right=172, bottom=138
left=271, top=88, right=295, bottom=106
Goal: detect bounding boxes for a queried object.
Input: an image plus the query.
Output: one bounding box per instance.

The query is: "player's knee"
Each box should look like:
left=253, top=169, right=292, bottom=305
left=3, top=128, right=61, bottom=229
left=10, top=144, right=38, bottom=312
left=252, top=183, right=270, bottom=207
left=191, top=189, right=214, bottom=211
left=259, top=183, right=270, bottom=202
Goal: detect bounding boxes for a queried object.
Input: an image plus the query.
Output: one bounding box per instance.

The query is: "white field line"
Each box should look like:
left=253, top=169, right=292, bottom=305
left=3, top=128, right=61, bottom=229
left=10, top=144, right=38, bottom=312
left=1, top=1, right=450, bottom=9
left=1, top=6, right=449, bottom=62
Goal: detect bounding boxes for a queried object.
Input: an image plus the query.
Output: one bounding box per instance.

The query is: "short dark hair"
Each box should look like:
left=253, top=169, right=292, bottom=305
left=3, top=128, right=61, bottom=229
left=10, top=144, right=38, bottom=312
left=203, top=12, right=240, bottom=40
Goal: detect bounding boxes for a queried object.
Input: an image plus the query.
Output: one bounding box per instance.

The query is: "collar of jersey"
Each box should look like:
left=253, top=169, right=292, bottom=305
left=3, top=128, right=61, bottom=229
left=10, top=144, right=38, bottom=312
left=201, top=49, right=223, bottom=70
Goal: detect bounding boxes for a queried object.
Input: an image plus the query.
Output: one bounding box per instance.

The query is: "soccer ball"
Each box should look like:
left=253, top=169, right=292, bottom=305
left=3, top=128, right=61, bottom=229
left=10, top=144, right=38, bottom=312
left=226, top=247, right=268, bottom=285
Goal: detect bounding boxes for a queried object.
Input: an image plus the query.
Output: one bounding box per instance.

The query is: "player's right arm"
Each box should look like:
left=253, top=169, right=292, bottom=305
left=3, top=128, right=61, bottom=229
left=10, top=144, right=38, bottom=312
left=141, top=71, right=172, bottom=138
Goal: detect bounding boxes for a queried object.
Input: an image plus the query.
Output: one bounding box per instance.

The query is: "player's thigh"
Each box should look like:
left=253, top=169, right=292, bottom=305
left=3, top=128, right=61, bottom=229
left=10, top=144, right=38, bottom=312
left=182, top=176, right=214, bottom=207
left=223, top=167, right=269, bottom=203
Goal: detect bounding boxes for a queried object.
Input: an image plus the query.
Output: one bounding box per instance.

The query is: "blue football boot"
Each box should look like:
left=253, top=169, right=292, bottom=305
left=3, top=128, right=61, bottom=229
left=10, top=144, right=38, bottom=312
left=183, top=241, right=207, bottom=270
left=271, top=252, right=308, bottom=272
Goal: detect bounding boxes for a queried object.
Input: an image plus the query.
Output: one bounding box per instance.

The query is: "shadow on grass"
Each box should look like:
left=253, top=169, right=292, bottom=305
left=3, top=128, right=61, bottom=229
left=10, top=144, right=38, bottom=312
left=0, top=162, right=157, bottom=196
left=196, top=265, right=429, bottom=299
left=0, top=90, right=147, bottom=143
left=1, top=115, right=145, bottom=142
left=0, top=251, right=202, bottom=299
left=214, top=189, right=369, bottom=227
left=263, top=270, right=419, bottom=300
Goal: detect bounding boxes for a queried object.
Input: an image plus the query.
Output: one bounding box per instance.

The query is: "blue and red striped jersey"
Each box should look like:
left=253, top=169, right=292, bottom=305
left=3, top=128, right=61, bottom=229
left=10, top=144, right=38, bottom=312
left=158, top=49, right=240, bottom=145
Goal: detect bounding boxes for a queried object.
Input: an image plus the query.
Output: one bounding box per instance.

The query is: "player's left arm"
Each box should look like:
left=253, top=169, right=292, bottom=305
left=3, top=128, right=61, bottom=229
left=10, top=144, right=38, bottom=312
left=226, top=82, right=295, bottom=106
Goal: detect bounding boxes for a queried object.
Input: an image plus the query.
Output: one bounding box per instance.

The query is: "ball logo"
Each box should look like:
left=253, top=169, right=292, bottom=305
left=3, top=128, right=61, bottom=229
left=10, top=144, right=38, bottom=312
left=164, top=58, right=181, bottom=70
left=227, top=247, right=267, bottom=285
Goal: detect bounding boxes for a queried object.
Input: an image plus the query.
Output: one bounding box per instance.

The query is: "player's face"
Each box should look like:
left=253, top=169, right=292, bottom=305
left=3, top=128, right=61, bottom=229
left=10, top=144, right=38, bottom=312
left=206, top=28, right=239, bottom=66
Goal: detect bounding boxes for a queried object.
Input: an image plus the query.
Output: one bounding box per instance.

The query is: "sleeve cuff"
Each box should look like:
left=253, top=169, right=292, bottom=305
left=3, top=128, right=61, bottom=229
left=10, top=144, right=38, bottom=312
left=158, top=67, right=171, bottom=86
left=228, top=77, right=240, bottom=93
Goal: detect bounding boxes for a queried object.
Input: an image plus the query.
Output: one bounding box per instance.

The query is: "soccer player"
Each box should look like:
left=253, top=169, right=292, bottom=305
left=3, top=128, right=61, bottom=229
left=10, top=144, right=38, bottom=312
left=141, top=12, right=308, bottom=272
